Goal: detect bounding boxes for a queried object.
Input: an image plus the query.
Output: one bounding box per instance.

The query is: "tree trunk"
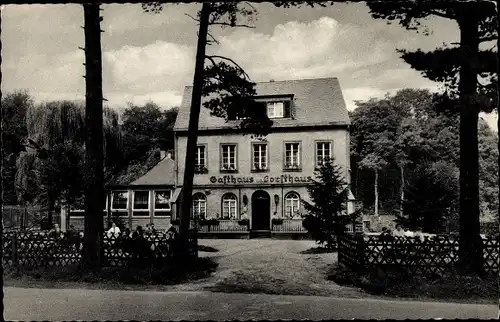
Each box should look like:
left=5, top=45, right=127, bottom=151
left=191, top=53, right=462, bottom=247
left=400, top=164, right=404, bottom=216
left=374, top=169, right=379, bottom=216
left=0, top=7, right=5, bottom=320
left=457, top=11, right=483, bottom=276
left=178, top=3, right=210, bottom=258
left=82, top=3, right=105, bottom=271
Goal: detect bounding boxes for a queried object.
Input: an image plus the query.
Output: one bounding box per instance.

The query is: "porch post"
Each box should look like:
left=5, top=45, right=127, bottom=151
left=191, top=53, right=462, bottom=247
left=127, top=189, right=133, bottom=229
left=149, top=189, right=155, bottom=224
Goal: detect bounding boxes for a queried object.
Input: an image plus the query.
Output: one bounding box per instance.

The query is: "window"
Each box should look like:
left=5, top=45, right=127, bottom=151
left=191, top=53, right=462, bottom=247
left=285, top=192, right=301, bottom=218
left=221, top=144, right=237, bottom=171
left=111, top=191, right=128, bottom=210
left=252, top=143, right=268, bottom=171
left=267, top=102, right=284, bottom=118
left=316, top=141, right=332, bottom=168
left=221, top=193, right=238, bottom=219
left=133, top=191, right=149, bottom=210
left=195, top=145, right=207, bottom=173
left=154, top=190, right=171, bottom=212
left=284, top=142, right=301, bottom=170
left=192, top=193, right=206, bottom=219
left=132, top=190, right=149, bottom=217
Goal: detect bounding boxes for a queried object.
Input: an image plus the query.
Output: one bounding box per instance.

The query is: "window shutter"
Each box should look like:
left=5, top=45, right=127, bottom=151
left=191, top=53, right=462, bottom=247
left=284, top=101, right=291, bottom=118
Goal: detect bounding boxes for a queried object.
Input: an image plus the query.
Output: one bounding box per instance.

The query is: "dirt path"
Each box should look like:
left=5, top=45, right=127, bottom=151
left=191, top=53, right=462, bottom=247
left=171, top=239, right=369, bottom=298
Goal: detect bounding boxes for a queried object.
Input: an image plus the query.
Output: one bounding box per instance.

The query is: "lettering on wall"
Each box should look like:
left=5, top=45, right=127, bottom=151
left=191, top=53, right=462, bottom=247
left=209, top=174, right=312, bottom=185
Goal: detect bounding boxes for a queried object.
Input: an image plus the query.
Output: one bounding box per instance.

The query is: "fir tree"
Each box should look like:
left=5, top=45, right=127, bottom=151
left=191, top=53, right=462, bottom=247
left=302, top=157, right=351, bottom=249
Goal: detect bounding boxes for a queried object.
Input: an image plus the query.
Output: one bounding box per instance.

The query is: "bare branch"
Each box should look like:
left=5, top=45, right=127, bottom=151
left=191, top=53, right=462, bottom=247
left=184, top=13, right=199, bottom=22
left=210, top=22, right=256, bottom=28
left=207, top=31, right=220, bottom=45
left=206, top=55, right=250, bottom=79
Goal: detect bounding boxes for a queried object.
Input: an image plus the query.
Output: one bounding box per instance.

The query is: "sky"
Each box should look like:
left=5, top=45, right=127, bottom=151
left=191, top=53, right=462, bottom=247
left=2, top=2, right=498, bottom=131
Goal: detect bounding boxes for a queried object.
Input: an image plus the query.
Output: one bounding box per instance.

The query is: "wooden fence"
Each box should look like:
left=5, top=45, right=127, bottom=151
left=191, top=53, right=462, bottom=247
left=338, top=233, right=499, bottom=275
left=3, top=229, right=198, bottom=270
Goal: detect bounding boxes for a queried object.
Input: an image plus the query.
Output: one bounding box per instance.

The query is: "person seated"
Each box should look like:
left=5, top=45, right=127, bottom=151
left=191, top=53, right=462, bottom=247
left=107, top=222, right=121, bottom=238
left=132, top=225, right=144, bottom=239
left=403, top=227, right=414, bottom=238
left=392, top=224, right=405, bottom=238
left=150, top=223, right=157, bottom=234
left=379, top=226, right=393, bottom=242
left=413, top=227, right=425, bottom=242
left=48, top=224, right=63, bottom=239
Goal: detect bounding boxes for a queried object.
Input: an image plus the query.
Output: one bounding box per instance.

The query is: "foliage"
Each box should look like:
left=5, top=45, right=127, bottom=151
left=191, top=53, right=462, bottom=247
left=302, top=157, right=350, bottom=249
left=1, top=90, right=33, bottom=204
left=397, top=161, right=459, bottom=233
left=121, top=102, right=178, bottom=165
left=366, top=0, right=498, bottom=275
left=350, top=89, right=498, bottom=223
left=14, top=100, right=122, bottom=210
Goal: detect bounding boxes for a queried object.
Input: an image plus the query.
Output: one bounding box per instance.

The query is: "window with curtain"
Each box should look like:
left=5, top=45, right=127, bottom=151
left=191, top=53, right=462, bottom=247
left=222, top=193, right=238, bottom=219
left=316, top=141, right=332, bottom=168
left=252, top=143, right=268, bottom=171
left=133, top=191, right=149, bottom=210
left=284, top=142, right=301, bottom=169
left=285, top=192, right=301, bottom=218
left=192, top=193, right=207, bottom=219
left=221, top=144, right=237, bottom=171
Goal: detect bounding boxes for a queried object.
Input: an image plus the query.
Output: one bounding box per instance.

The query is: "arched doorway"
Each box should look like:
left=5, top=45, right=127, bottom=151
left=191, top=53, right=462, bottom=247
left=251, top=190, right=271, bottom=231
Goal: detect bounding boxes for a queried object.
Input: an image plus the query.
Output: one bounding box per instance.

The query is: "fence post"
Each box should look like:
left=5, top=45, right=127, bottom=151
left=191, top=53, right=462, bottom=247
left=356, top=233, right=365, bottom=273
left=11, top=233, right=19, bottom=271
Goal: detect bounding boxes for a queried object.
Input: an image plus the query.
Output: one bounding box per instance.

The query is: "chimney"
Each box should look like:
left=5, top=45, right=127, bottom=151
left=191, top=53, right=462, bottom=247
left=166, top=152, right=172, bottom=159
left=159, top=150, right=166, bottom=159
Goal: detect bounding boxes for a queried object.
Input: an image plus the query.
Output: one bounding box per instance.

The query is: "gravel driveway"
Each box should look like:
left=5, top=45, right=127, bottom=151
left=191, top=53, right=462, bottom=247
left=171, top=239, right=368, bottom=298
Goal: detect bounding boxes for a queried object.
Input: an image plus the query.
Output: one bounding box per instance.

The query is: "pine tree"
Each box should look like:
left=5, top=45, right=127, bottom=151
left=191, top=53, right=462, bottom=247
left=302, top=157, right=351, bottom=249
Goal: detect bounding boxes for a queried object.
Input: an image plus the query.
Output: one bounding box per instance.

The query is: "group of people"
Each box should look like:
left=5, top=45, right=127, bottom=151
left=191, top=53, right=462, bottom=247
left=106, top=222, right=178, bottom=241
left=379, top=224, right=426, bottom=242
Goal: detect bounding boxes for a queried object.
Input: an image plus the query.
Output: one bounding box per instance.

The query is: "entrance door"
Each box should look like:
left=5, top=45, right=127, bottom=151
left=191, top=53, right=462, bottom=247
left=251, top=190, right=271, bottom=230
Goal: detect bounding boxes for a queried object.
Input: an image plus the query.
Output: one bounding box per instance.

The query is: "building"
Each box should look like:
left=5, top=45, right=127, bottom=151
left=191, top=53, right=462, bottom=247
left=66, top=152, right=176, bottom=231
left=172, top=77, right=352, bottom=237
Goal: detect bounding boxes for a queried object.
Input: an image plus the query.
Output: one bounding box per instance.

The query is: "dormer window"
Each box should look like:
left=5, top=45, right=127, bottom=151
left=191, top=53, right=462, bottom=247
left=267, top=102, right=284, bottom=118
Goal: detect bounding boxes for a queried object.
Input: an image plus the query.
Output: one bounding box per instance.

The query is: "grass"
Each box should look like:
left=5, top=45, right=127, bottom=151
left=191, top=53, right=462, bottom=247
left=5, top=257, right=218, bottom=289
left=328, top=264, right=498, bottom=304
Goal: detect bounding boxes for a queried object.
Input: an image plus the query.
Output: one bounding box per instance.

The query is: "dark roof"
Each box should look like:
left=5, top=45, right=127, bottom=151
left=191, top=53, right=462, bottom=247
left=129, top=156, right=176, bottom=186
left=174, top=77, right=350, bottom=131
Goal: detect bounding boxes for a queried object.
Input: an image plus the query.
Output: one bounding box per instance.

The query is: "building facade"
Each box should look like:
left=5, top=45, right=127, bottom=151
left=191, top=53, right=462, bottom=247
left=173, top=77, right=351, bottom=235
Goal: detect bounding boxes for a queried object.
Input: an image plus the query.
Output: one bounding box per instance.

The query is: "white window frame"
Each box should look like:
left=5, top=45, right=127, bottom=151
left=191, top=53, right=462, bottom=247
left=221, top=193, right=238, bottom=219
left=252, top=143, right=268, bottom=171
left=285, top=192, right=301, bottom=218
left=111, top=191, right=129, bottom=211
left=267, top=101, right=284, bottom=118
left=316, top=141, right=332, bottom=168
left=154, top=190, right=172, bottom=215
left=221, top=144, right=237, bottom=171
left=284, top=142, right=301, bottom=169
left=192, top=193, right=207, bottom=219
left=195, top=145, right=206, bottom=168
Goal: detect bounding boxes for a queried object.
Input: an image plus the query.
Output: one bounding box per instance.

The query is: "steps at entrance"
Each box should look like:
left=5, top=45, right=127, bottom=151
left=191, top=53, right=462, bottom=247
left=249, top=230, right=271, bottom=238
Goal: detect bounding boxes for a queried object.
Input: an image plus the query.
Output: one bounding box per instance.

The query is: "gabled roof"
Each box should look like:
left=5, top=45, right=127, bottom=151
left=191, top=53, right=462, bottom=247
left=174, top=77, right=350, bottom=131
left=129, top=156, right=176, bottom=186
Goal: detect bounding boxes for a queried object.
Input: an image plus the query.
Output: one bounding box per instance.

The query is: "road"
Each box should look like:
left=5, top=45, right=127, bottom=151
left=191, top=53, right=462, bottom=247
left=5, top=287, right=498, bottom=320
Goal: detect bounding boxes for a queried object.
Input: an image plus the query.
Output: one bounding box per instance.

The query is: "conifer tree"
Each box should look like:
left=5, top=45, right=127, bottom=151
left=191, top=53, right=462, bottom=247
left=302, top=157, right=351, bottom=249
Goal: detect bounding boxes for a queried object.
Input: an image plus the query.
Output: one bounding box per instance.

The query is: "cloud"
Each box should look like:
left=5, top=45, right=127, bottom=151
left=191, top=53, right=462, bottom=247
left=104, top=40, right=195, bottom=94
left=214, top=17, right=392, bottom=82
